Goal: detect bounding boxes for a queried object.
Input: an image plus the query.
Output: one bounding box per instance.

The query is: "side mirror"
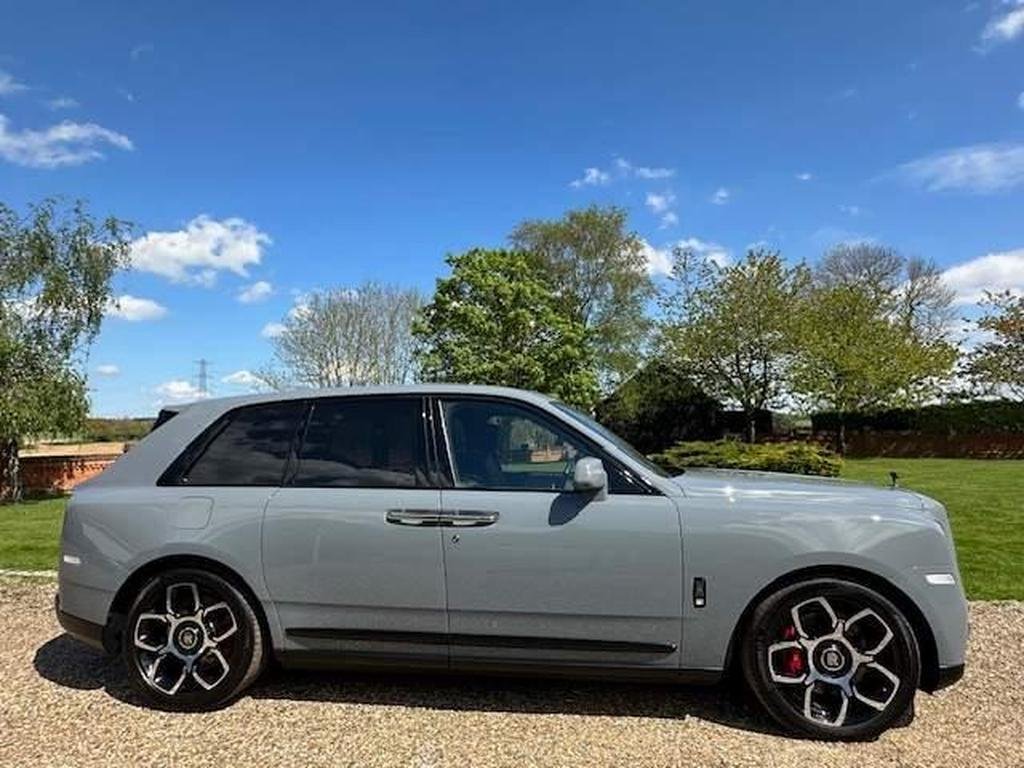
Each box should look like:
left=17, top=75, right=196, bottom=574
left=573, top=457, right=607, bottom=499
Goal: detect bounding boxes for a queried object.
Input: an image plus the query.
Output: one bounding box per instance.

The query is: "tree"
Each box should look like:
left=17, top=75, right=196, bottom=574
left=509, top=205, right=652, bottom=386
left=263, top=282, right=422, bottom=388
left=0, top=199, right=130, bottom=500
left=594, top=359, right=720, bottom=454
left=659, top=246, right=809, bottom=443
left=964, top=291, right=1024, bottom=401
left=816, top=243, right=955, bottom=344
left=791, top=281, right=958, bottom=454
left=413, top=249, right=599, bottom=409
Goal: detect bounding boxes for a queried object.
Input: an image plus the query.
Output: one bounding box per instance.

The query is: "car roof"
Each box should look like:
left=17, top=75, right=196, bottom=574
left=168, top=383, right=555, bottom=413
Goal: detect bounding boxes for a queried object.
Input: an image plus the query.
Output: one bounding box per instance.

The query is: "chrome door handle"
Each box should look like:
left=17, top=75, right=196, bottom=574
left=385, top=509, right=443, bottom=526
left=440, top=509, right=500, bottom=527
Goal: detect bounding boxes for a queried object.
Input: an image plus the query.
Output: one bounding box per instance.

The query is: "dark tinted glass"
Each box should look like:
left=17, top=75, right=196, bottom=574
left=293, top=397, right=427, bottom=488
left=184, top=401, right=305, bottom=486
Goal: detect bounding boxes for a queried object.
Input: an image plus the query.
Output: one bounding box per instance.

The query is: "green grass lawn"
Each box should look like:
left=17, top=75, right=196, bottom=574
left=842, top=459, right=1023, bottom=600
left=0, top=496, right=65, bottom=571
left=1, top=458, right=1021, bottom=599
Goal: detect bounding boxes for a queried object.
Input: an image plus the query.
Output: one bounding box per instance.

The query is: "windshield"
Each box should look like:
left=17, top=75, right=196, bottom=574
left=551, top=402, right=671, bottom=479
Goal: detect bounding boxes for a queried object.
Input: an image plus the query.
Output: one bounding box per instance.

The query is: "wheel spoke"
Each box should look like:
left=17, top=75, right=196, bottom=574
left=790, top=597, right=839, bottom=640
left=767, top=640, right=807, bottom=684
left=844, top=608, right=894, bottom=657
left=853, top=662, right=901, bottom=711
left=192, top=648, right=230, bottom=690
left=147, top=652, right=187, bottom=695
left=134, top=613, right=169, bottom=653
left=166, top=582, right=201, bottom=617
left=803, top=680, right=849, bottom=727
left=202, top=602, right=238, bottom=643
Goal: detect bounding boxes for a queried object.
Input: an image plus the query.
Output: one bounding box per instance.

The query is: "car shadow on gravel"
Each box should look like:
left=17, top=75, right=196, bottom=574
left=34, top=633, right=783, bottom=736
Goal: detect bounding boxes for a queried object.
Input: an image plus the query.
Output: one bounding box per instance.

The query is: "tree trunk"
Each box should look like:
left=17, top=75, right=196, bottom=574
left=745, top=411, right=757, bottom=444
left=836, top=418, right=847, bottom=456
left=0, top=438, right=21, bottom=503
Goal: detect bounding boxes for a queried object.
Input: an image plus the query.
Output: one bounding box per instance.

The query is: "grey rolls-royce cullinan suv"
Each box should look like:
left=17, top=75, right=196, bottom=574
left=55, top=385, right=967, bottom=739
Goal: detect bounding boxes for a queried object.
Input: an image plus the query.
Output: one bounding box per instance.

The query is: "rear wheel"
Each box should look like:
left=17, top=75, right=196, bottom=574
left=742, top=578, right=920, bottom=740
left=122, top=568, right=265, bottom=710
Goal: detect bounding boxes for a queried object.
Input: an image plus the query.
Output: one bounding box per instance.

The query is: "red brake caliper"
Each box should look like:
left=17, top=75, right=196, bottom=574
left=781, top=625, right=805, bottom=676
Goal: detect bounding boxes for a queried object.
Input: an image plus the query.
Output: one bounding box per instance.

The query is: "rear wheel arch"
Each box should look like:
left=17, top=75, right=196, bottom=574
left=723, top=564, right=940, bottom=692
left=105, top=554, right=272, bottom=657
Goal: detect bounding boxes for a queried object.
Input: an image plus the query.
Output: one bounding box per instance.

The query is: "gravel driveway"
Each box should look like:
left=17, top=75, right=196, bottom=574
left=1, top=577, right=1021, bottom=768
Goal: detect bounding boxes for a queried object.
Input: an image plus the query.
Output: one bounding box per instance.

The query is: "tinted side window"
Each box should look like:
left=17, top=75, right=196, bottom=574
left=292, top=397, right=427, bottom=488
left=183, top=401, right=305, bottom=486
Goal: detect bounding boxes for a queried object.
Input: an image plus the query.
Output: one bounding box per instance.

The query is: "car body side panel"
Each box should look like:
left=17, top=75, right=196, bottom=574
left=57, top=485, right=283, bottom=644
left=676, top=477, right=968, bottom=671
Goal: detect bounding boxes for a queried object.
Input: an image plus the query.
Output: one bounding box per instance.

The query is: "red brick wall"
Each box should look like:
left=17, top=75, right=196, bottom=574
left=18, top=454, right=120, bottom=494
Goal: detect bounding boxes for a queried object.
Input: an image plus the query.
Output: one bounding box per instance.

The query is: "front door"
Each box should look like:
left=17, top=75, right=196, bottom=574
left=436, top=397, right=683, bottom=670
left=262, top=396, right=447, bottom=666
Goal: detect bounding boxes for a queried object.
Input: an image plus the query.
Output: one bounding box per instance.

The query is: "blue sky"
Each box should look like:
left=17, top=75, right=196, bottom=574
left=2, top=0, right=1023, bottom=416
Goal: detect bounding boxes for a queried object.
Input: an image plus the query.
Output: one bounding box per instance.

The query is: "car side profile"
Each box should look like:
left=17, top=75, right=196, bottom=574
left=55, top=384, right=967, bottom=740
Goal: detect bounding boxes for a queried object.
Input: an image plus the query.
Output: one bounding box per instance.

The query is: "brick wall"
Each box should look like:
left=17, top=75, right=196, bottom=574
left=18, top=453, right=121, bottom=494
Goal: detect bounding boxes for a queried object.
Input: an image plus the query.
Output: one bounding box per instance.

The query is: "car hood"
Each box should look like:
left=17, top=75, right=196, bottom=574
left=671, top=468, right=930, bottom=511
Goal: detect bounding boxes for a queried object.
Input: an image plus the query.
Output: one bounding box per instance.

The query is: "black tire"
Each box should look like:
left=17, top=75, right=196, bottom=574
left=122, top=568, right=265, bottom=711
left=741, top=578, right=920, bottom=741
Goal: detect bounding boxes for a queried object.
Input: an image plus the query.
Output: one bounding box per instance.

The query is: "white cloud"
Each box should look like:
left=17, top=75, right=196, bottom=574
left=95, top=364, right=120, bottom=377
left=155, top=379, right=207, bottom=404
left=130, top=215, right=271, bottom=285
left=0, top=114, right=133, bottom=168
left=1018, top=91, right=1024, bottom=110
left=676, top=237, right=731, bottom=268
left=569, top=167, right=610, bottom=188
left=130, top=42, right=154, bottom=60
left=641, top=236, right=730, bottom=277
left=839, top=204, right=862, bottom=216
left=979, top=3, right=1024, bottom=48
left=645, top=192, right=674, bottom=214
left=45, top=96, right=79, bottom=110
left=237, top=280, right=273, bottom=304
left=795, top=172, right=814, bottom=181
left=105, top=294, right=168, bottom=322
left=615, top=157, right=675, bottom=179
left=0, top=70, right=28, bottom=95
left=261, top=321, right=286, bottom=339
left=659, top=211, right=679, bottom=229
left=710, top=187, right=730, bottom=205
left=221, top=369, right=266, bottom=390
left=897, top=143, right=1024, bottom=193
left=941, top=247, right=1024, bottom=304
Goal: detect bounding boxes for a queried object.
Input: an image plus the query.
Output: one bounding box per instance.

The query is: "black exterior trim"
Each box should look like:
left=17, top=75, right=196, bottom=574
left=286, top=627, right=676, bottom=655
left=54, top=595, right=105, bottom=651
left=277, top=649, right=719, bottom=684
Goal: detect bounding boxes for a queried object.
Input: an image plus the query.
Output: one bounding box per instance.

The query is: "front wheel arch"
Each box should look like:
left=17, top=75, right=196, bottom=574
left=723, top=565, right=939, bottom=692
left=105, top=554, right=272, bottom=658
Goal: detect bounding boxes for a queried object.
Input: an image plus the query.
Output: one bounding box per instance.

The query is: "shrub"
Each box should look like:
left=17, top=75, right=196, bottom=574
left=650, top=440, right=841, bottom=477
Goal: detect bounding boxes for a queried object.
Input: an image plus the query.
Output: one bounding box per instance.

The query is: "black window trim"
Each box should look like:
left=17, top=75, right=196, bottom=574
left=429, top=394, right=660, bottom=496
left=284, top=394, right=435, bottom=490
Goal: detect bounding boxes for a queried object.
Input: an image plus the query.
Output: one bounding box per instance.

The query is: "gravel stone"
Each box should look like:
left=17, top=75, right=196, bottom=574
left=1, top=577, right=1021, bottom=768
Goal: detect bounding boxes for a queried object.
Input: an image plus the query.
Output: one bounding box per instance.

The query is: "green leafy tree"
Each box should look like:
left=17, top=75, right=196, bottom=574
left=509, top=205, right=652, bottom=386
left=0, top=199, right=130, bottom=500
left=964, top=290, right=1024, bottom=401
left=791, top=282, right=958, bottom=454
left=413, top=249, right=599, bottom=409
left=659, top=247, right=809, bottom=443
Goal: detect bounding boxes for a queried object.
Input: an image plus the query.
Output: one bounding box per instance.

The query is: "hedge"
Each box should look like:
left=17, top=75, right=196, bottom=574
left=650, top=440, right=842, bottom=477
left=811, top=400, right=1024, bottom=435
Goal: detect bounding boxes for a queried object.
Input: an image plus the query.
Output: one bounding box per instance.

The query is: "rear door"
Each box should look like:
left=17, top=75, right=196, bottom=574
left=262, top=395, right=448, bottom=666
left=435, top=396, right=683, bottom=670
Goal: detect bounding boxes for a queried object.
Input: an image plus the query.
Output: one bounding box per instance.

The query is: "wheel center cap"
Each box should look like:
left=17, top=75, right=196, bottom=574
left=815, top=642, right=851, bottom=675
left=822, top=647, right=843, bottom=671
left=174, top=622, right=204, bottom=653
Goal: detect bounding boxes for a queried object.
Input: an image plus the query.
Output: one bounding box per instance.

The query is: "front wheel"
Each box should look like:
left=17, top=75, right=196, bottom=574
left=122, top=568, right=265, bottom=710
left=742, top=578, right=920, bottom=740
